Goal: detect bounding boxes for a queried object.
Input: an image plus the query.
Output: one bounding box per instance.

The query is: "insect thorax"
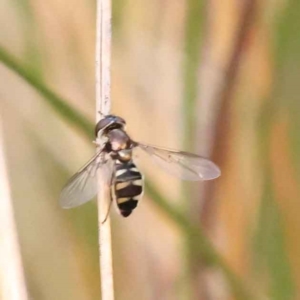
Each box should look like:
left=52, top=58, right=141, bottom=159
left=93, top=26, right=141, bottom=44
left=106, top=128, right=131, bottom=151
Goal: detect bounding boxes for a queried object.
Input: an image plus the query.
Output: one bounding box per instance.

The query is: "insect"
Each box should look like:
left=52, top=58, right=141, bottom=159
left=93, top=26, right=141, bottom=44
left=59, top=114, right=221, bottom=219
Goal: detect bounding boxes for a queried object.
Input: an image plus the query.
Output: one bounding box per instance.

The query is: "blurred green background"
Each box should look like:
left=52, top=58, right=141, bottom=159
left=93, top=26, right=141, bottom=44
left=0, top=0, right=299, bottom=299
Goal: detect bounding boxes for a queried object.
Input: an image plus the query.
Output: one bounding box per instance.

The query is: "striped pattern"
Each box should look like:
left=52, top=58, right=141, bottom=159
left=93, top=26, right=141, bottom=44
left=114, top=160, right=143, bottom=217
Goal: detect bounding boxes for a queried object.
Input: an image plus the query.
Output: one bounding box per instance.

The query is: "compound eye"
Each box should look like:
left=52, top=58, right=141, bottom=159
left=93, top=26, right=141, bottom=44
left=95, top=117, right=113, bottom=136
left=115, top=116, right=126, bottom=125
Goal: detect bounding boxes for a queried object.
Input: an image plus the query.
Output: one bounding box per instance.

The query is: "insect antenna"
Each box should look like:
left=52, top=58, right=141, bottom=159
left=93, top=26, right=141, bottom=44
left=98, top=110, right=105, bottom=118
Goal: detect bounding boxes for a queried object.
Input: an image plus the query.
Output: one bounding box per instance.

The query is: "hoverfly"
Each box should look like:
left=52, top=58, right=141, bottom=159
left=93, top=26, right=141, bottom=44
left=59, top=115, right=221, bottom=218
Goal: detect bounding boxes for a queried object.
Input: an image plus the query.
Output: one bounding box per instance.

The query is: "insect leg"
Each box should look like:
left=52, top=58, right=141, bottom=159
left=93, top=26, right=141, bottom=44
left=101, top=198, right=113, bottom=224
left=101, top=165, right=115, bottom=224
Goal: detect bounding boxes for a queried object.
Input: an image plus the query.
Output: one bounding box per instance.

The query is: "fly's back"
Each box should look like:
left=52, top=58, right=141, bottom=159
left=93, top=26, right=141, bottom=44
left=114, top=159, right=143, bottom=217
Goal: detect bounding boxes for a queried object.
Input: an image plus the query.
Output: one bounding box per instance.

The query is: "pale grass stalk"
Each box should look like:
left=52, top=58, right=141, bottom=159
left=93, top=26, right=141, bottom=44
left=95, top=0, right=114, bottom=300
left=0, top=117, right=28, bottom=300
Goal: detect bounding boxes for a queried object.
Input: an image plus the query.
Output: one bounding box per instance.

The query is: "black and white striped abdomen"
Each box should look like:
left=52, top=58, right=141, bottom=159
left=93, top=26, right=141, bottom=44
left=114, top=160, right=143, bottom=217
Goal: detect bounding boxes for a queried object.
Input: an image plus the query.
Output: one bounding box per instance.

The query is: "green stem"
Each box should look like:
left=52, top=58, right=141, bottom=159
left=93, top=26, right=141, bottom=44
left=182, top=0, right=204, bottom=150
left=0, top=46, right=93, bottom=139
left=146, top=181, right=253, bottom=300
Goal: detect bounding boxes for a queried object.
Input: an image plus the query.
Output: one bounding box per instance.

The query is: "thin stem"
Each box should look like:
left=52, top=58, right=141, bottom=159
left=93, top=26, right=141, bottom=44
left=96, top=0, right=112, bottom=116
left=0, top=46, right=93, bottom=140
left=200, top=0, right=257, bottom=224
left=95, top=0, right=114, bottom=300
left=0, top=115, right=29, bottom=300
left=146, top=181, right=255, bottom=300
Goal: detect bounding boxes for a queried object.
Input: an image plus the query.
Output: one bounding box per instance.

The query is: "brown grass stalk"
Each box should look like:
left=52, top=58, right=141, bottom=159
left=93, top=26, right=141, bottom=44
left=200, top=0, right=257, bottom=226
left=0, top=116, right=29, bottom=300
left=95, top=0, right=114, bottom=299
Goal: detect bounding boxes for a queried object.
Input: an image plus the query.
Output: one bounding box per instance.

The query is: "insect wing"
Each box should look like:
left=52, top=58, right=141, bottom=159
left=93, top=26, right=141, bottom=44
left=59, top=151, right=113, bottom=209
left=137, top=143, right=220, bottom=181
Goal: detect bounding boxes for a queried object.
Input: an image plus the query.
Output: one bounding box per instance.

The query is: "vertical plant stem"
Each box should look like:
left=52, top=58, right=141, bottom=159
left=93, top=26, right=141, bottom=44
left=0, top=116, right=29, bottom=300
left=201, top=0, right=257, bottom=224
left=182, top=2, right=204, bottom=298
left=96, top=0, right=114, bottom=300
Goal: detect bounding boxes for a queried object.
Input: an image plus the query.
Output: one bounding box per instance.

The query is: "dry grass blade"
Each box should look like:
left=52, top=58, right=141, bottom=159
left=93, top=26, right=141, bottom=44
left=0, top=116, right=29, bottom=300
left=201, top=0, right=257, bottom=224
left=95, top=0, right=114, bottom=299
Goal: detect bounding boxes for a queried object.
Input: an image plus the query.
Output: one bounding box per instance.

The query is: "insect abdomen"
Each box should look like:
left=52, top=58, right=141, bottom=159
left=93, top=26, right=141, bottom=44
left=114, top=161, right=143, bottom=217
